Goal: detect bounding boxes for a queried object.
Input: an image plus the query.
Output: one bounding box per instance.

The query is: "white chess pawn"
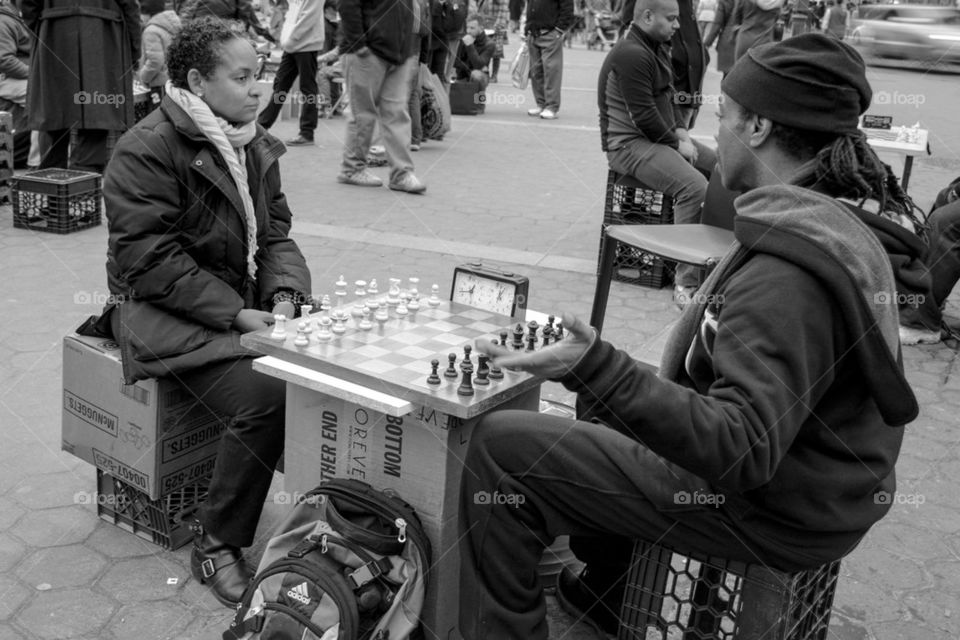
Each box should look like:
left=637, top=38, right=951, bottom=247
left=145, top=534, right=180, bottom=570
left=359, top=305, right=373, bottom=331
left=375, top=301, right=390, bottom=324
left=408, top=277, right=420, bottom=299
left=316, top=315, right=333, bottom=342
left=300, top=304, right=313, bottom=331
left=332, top=311, right=347, bottom=335
left=428, top=284, right=442, bottom=307
left=367, top=279, right=379, bottom=296
left=335, top=275, right=348, bottom=296
left=408, top=291, right=421, bottom=311
left=270, top=314, right=287, bottom=340
left=294, top=322, right=309, bottom=346
left=320, top=294, right=332, bottom=313
left=396, top=293, right=409, bottom=316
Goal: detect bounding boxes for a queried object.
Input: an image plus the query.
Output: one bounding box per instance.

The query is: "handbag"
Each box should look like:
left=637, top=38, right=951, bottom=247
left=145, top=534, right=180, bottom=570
left=419, top=63, right=451, bottom=139
left=509, top=41, right=530, bottom=90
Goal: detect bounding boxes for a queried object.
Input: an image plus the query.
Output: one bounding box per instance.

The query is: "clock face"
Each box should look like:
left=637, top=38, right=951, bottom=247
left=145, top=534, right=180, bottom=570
left=451, top=272, right=518, bottom=317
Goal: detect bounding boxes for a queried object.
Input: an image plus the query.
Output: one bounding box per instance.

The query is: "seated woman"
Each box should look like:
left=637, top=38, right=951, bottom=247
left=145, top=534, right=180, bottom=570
left=102, top=17, right=311, bottom=606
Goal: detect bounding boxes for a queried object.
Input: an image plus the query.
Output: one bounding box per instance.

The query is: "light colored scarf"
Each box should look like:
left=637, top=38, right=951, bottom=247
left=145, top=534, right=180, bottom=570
left=165, top=81, right=259, bottom=279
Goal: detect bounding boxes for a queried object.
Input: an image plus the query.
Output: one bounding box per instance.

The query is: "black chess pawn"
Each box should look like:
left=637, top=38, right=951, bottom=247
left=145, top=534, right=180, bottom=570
left=475, top=354, right=490, bottom=386
left=547, top=314, right=555, bottom=331
left=542, top=325, right=553, bottom=346
left=457, top=368, right=475, bottom=396
left=461, top=344, right=474, bottom=372
left=444, top=353, right=459, bottom=379
left=555, top=322, right=564, bottom=340
left=499, top=330, right=509, bottom=351
left=489, top=340, right=504, bottom=379
left=526, top=332, right=537, bottom=352
left=427, top=359, right=441, bottom=385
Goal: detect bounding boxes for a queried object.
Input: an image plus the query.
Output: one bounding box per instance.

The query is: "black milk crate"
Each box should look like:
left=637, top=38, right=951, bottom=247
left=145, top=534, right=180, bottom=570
left=12, top=168, right=102, bottom=234
left=619, top=541, right=840, bottom=640
left=96, top=469, right=210, bottom=550
left=604, top=170, right=675, bottom=226
left=598, top=224, right=675, bottom=289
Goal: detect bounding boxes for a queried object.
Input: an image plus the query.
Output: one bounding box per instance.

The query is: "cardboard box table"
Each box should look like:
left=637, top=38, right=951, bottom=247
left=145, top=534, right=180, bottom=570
left=242, top=301, right=545, bottom=640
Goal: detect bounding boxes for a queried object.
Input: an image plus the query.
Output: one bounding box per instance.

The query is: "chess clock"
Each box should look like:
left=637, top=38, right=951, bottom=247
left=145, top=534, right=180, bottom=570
left=450, top=263, right=529, bottom=321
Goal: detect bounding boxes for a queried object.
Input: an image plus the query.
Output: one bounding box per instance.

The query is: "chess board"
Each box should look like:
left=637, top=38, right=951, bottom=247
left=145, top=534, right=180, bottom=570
left=241, top=301, right=548, bottom=419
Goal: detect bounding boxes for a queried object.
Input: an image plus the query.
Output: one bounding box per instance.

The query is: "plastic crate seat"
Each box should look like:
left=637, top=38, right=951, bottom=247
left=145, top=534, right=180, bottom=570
left=12, top=168, right=102, bottom=234
left=96, top=469, right=210, bottom=550
left=619, top=540, right=840, bottom=640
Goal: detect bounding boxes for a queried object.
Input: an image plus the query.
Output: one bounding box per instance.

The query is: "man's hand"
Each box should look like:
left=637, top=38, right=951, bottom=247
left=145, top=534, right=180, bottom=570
left=462, top=33, right=475, bottom=46
left=232, top=309, right=276, bottom=333
left=469, top=69, right=486, bottom=83
left=677, top=138, right=698, bottom=164
left=272, top=300, right=296, bottom=319
left=355, top=45, right=372, bottom=58
left=475, top=313, right=595, bottom=380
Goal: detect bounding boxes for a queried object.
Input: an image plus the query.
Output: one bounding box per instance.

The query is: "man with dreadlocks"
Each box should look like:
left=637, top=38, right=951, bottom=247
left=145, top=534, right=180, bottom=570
left=456, top=33, right=918, bottom=640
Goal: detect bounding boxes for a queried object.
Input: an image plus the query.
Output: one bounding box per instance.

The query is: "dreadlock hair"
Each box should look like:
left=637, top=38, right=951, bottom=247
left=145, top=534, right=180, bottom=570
left=741, top=111, right=930, bottom=242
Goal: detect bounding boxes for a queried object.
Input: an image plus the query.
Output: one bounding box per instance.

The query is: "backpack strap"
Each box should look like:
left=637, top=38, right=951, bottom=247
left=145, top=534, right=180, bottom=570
left=345, top=556, right=394, bottom=589
left=222, top=608, right=264, bottom=640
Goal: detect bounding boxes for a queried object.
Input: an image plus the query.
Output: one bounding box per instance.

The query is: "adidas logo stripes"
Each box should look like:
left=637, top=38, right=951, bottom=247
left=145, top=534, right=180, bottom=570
left=287, top=582, right=311, bottom=605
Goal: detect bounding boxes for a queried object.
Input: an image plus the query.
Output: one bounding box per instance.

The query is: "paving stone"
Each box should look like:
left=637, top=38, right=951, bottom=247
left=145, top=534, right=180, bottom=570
left=9, top=471, right=89, bottom=510
left=105, top=600, right=189, bottom=640
left=0, top=575, right=30, bottom=622
left=0, top=624, right=27, bottom=640
left=173, top=613, right=234, bottom=640
left=9, top=506, right=98, bottom=548
left=85, top=523, right=168, bottom=559
left=15, top=545, right=107, bottom=590
left=15, top=588, right=115, bottom=639
left=0, top=535, right=26, bottom=574
left=98, top=557, right=190, bottom=603
left=0, top=499, right=25, bottom=532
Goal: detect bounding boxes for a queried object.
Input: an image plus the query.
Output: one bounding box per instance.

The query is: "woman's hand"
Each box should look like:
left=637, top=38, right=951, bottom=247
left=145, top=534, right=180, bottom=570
left=476, top=313, right=596, bottom=379
left=232, top=309, right=276, bottom=333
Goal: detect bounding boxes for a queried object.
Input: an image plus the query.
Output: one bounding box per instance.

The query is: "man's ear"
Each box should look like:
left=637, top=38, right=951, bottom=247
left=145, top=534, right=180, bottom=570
left=187, top=68, right=205, bottom=96
left=747, top=114, right=774, bottom=149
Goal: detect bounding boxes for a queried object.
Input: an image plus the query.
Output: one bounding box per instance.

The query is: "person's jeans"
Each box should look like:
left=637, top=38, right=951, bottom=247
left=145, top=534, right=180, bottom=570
left=528, top=29, right=564, bottom=111
left=457, top=410, right=825, bottom=640
left=178, top=357, right=286, bottom=548
left=257, top=50, right=319, bottom=139
left=607, top=138, right=717, bottom=287
left=340, top=52, right=416, bottom=182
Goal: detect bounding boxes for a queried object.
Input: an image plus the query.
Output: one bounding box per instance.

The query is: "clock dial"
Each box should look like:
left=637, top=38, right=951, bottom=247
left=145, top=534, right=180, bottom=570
left=450, top=264, right=528, bottom=320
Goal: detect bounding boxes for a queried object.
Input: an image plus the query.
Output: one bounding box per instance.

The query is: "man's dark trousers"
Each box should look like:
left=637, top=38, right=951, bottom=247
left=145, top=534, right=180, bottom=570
left=457, top=409, right=819, bottom=640
left=178, top=357, right=285, bottom=548
left=257, top=50, right=320, bottom=140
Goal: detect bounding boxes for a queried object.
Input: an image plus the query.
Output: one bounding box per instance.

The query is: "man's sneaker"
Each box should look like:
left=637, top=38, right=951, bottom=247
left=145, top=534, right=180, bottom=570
left=899, top=324, right=941, bottom=345
left=337, top=169, right=383, bottom=187
left=389, top=173, right=427, bottom=194
left=555, top=567, right=621, bottom=639
left=540, top=109, right=558, bottom=119
left=285, top=135, right=315, bottom=146
left=527, top=106, right=544, bottom=117
left=410, top=142, right=421, bottom=151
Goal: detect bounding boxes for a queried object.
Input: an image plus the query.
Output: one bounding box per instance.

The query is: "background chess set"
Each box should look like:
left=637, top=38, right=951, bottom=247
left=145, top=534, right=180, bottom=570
left=244, top=274, right=562, bottom=419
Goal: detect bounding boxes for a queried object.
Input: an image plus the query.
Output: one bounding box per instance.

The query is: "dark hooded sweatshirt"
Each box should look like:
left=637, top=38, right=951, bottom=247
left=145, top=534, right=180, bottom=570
left=563, top=185, right=917, bottom=570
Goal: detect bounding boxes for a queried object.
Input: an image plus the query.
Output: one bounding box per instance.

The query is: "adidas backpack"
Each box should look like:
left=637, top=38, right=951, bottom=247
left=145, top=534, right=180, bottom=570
left=223, top=479, right=432, bottom=640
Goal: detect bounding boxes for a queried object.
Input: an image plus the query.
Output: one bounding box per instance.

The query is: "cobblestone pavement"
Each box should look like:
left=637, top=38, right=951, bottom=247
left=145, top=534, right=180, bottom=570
left=0, top=42, right=958, bottom=640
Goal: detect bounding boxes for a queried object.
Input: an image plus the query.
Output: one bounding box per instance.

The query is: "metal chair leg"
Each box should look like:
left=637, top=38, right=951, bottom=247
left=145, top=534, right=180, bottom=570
left=591, top=230, right=619, bottom=336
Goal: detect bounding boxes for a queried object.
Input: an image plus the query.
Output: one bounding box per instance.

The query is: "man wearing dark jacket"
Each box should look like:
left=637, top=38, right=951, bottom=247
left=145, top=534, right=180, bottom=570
left=336, top=0, right=426, bottom=192
left=458, top=33, right=916, bottom=639
left=454, top=15, right=495, bottom=90
left=524, top=0, right=573, bottom=119
left=0, top=0, right=33, bottom=168
left=599, top=0, right=716, bottom=305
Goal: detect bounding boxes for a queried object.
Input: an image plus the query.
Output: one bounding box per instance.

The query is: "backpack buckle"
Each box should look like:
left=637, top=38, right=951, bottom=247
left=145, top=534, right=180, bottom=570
left=347, top=558, right=393, bottom=589
left=201, top=559, right=217, bottom=579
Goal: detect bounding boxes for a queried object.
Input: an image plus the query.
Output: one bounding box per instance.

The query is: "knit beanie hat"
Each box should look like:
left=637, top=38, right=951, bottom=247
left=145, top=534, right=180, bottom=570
left=721, top=33, right=872, bottom=134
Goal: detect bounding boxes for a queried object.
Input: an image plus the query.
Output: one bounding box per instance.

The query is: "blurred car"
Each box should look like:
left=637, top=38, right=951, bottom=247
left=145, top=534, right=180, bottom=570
left=850, top=4, right=960, bottom=66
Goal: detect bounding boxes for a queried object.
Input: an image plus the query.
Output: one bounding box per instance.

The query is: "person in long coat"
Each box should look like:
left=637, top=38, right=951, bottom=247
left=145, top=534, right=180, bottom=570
left=732, top=0, right=781, bottom=60
left=22, top=0, right=140, bottom=172
left=703, top=0, right=737, bottom=75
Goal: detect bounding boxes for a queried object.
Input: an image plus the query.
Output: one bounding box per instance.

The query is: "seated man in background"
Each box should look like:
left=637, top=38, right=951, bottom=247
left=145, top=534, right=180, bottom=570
left=458, top=33, right=917, bottom=640
left=599, top=0, right=716, bottom=308
left=454, top=15, right=496, bottom=91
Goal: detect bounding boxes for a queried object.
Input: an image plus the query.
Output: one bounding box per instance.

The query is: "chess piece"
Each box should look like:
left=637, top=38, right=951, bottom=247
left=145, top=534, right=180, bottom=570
left=461, top=344, right=473, bottom=372
left=555, top=322, right=564, bottom=340
left=526, top=332, right=537, bottom=352
left=527, top=320, right=540, bottom=344
left=294, top=322, right=309, bottom=347
left=332, top=311, right=347, bottom=335
left=358, top=305, right=373, bottom=331
left=457, top=368, right=475, bottom=396
left=320, top=294, right=332, bottom=313
left=375, top=301, right=389, bottom=324
left=387, top=278, right=402, bottom=306
left=546, top=314, right=555, bottom=332
left=475, top=354, right=490, bottom=386
left=300, top=304, right=313, bottom=329
left=408, top=277, right=420, bottom=301
left=316, top=316, right=333, bottom=342
left=352, top=280, right=367, bottom=319
left=428, top=284, right=442, bottom=307
left=270, top=314, right=287, bottom=341
left=512, top=324, right=524, bottom=350
left=335, top=275, right=348, bottom=296
left=367, top=279, right=379, bottom=296
left=408, top=291, right=421, bottom=311
left=499, top=331, right=509, bottom=350
left=396, top=293, right=409, bottom=316
left=444, top=353, right=459, bottom=379
left=488, top=342, right=504, bottom=380
left=427, top=359, right=442, bottom=385
left=542, top=325, right=552, bottom=347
